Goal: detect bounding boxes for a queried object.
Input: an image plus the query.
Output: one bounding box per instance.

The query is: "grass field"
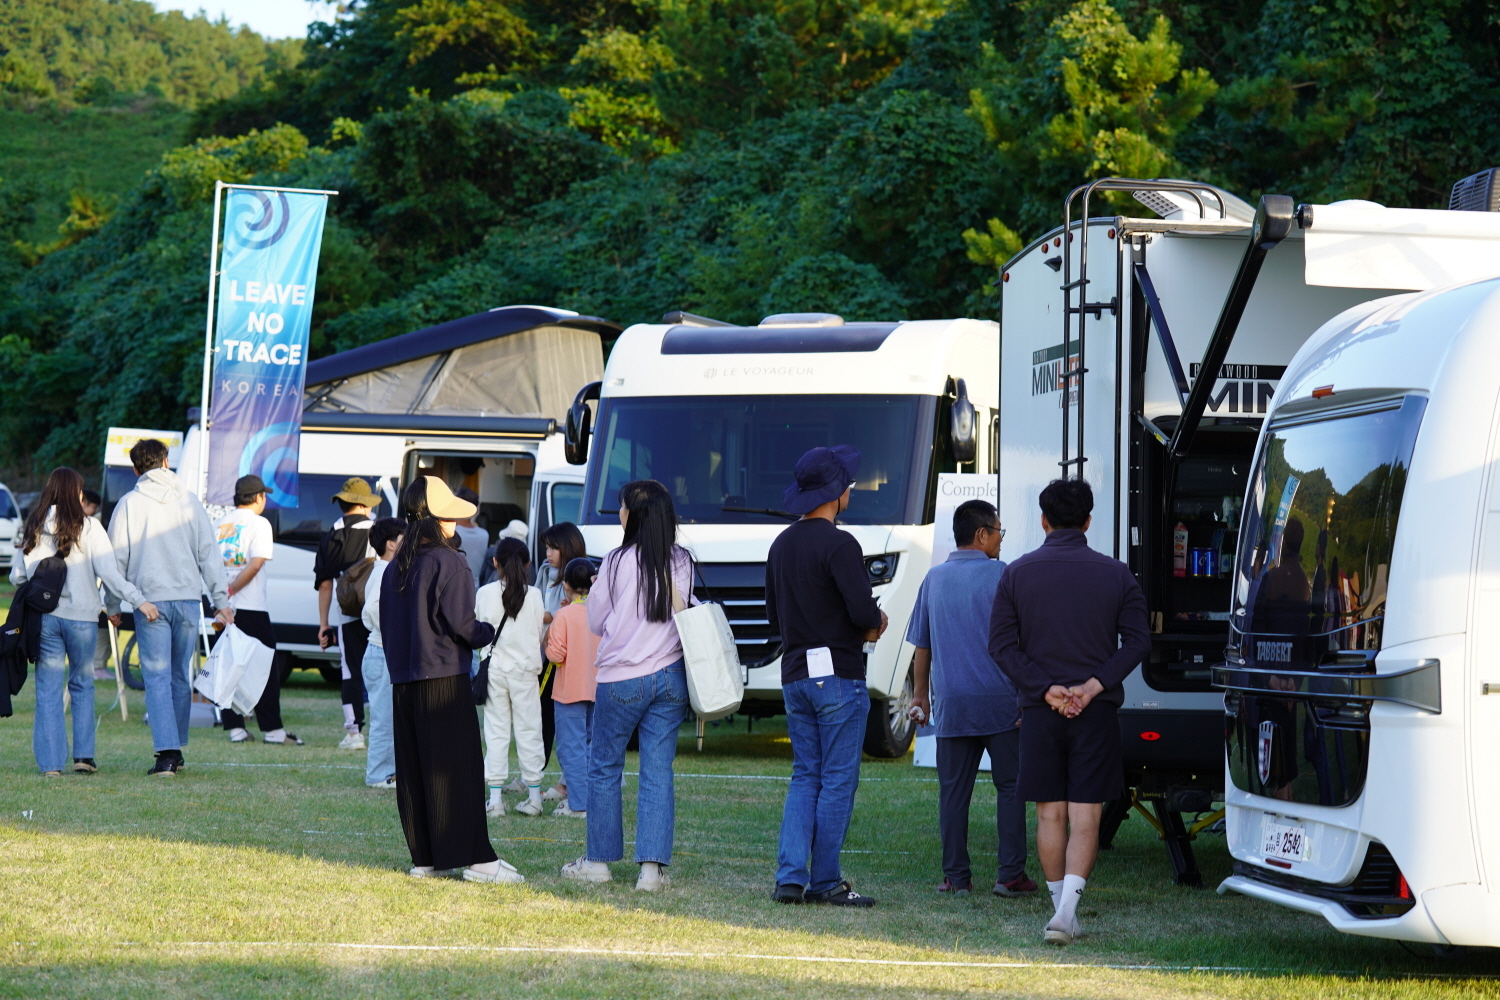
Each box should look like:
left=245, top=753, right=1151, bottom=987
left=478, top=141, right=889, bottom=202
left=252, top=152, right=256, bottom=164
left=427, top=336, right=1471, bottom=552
left=0, top=100, right=189, bottom=244
left=2, top=669, right=1500, bottom=999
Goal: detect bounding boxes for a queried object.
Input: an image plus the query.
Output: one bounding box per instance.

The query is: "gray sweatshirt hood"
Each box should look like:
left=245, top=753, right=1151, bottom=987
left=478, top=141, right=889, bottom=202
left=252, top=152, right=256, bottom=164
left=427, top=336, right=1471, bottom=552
left=135, top=467, right=189, bottom=504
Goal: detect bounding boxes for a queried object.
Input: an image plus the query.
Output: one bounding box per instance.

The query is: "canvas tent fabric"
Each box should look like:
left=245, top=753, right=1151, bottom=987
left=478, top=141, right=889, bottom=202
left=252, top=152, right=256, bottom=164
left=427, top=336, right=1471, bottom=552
left=304, top=307, right=617, bottom=421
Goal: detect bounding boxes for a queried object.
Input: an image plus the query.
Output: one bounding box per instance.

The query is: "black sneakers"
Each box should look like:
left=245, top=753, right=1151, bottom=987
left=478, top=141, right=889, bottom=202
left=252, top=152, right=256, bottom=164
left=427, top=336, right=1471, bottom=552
left=806, top=880, right=877, bottom=908
left=773, top=884, right=805, bottom=904
left=147, top=752, right=183, bottom=777
left=71, top=758, right=97, bottom=773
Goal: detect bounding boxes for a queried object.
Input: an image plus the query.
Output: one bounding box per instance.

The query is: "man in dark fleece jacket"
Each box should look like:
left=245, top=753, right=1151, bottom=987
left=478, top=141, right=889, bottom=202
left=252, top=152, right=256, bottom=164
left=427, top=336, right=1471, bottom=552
left=988, top=478, right=1149, bottom=947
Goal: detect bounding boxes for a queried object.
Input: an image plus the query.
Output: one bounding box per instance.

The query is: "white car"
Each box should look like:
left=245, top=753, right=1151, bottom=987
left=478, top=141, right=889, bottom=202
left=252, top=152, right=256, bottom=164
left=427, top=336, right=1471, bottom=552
left=0, top=482, right=20, bottom=568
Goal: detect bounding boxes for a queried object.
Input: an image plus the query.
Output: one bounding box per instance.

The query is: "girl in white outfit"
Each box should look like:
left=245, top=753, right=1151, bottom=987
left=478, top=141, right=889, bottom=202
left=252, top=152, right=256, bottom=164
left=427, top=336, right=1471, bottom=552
left=477, top=537, right=546, bottom=816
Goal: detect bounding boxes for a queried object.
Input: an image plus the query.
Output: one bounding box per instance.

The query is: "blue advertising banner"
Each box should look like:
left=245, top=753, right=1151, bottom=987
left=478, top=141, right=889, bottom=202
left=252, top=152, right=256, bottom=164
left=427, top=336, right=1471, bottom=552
left=205, top=188, right=329, bottom=507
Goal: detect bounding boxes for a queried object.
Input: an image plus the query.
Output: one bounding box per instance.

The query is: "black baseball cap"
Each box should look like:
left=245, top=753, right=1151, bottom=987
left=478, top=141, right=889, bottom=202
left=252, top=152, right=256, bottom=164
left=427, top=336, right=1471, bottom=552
left=235, top=474, right=268, bottom=497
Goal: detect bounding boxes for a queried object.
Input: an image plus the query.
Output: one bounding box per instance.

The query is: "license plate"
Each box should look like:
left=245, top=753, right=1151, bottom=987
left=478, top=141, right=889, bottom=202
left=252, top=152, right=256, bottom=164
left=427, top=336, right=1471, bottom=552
left=1261, top=816, right=1309, bottom=862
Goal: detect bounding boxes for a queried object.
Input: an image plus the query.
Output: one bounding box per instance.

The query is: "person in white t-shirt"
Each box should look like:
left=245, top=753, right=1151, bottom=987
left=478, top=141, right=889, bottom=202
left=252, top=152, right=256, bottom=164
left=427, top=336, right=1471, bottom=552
left=453, top=487, right=489, bottom=588
left=216, top=474, right=300, bottom=745
left=360, top=516, right=405, bottom=789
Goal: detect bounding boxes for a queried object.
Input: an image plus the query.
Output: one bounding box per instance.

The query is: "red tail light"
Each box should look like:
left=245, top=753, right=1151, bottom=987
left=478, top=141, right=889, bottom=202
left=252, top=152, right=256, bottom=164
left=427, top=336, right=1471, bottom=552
left=1398, top=874, right=1411, bottom=900
left=1140, top=731, right=1161, bottom=741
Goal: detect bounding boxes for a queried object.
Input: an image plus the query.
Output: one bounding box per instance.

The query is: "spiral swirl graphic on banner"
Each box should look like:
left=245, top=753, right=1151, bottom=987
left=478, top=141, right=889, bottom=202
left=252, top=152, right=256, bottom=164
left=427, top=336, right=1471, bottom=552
left=238, top=421, right=301, bottom=508
left=227, top=191, right=292, bottom=250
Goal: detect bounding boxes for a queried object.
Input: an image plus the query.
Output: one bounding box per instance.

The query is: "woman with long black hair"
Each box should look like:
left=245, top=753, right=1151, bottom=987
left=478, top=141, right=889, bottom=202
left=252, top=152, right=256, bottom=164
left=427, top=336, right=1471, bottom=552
left=379, top=476, right=522, bottom=883
left=11, top=467, right=157, bottom=775
left=560, top=480, right=693, bottom=892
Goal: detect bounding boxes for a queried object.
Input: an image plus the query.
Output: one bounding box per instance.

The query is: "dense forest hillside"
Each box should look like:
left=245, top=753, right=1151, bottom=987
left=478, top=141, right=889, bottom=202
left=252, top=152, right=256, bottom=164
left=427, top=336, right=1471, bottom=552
left=1, top=0, right=1498, bottom=478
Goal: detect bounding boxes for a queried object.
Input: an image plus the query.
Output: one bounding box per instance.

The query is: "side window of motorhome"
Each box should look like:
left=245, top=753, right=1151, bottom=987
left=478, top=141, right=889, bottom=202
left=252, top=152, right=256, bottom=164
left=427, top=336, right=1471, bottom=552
left=551, top=483, right=583, bottom=525
left=1232, top=396, right=1426, bottom=667
left=264, top=473, right=386, bottom=550
left=586, top=394, right=937, bottom=526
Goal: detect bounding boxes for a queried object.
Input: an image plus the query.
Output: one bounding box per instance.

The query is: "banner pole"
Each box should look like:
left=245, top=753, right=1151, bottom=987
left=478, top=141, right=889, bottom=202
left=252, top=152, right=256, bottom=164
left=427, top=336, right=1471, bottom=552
left=197, top=180, right=225, bottom=503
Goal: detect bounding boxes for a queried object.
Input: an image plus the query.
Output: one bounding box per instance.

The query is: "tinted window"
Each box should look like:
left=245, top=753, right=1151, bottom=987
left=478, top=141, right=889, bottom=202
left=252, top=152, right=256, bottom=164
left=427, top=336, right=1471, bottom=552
left=584, top=395, right=935, bottom=525
left=1232, top=396, right=1425, bottom=667
left=265, top=473, right=385, bottom=549
left=0, top=490, right=15, bottom=519
left=551, top=483, right=583, bottom=525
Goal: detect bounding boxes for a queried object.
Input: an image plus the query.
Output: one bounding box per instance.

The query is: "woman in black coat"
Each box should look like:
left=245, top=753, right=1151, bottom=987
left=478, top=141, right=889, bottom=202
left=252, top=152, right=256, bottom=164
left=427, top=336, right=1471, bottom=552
left=380, top=476, right=522, bottom=883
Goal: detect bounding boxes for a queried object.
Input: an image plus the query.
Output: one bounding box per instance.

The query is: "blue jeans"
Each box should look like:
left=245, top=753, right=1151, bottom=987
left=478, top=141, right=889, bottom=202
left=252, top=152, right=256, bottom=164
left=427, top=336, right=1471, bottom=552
left=135, top=600, right=200, bottom=753
left=33, top=615, right=98, bottom=772
left=586, top=661, right=688, bottom=864
left=553, top=699, right=594, bottom=812
left=364, top=644, right=395, bottom=785
left=776, top=674, right=868, bottom=894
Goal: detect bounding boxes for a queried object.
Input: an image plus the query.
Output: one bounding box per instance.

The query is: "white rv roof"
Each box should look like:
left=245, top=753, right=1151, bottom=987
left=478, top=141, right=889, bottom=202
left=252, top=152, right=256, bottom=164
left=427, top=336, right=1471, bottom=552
left=602, top=318, right=998, bottom=402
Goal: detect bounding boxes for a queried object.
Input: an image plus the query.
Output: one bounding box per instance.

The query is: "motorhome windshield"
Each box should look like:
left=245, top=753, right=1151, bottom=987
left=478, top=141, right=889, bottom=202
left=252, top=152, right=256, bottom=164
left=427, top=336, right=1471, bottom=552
left=584, top=395, right=936, bottom=525
left=1232, top=396, right=1426, bottom=662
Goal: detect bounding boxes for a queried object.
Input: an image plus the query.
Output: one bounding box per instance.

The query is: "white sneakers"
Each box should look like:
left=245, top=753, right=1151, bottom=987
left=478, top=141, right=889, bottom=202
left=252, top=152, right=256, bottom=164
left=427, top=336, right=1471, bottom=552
left=485, top=800, right=507, bottom=817
left=228, top=728, right=251, bottom=743
left=463, top=859, right=525, bottom=884
left=338, top=731, right=365, bottom=750
left=560, top=857, right=613, bottom=883
left=636, top=863, right=670, bottom=892
left=552, top=804, right=586, bottom=818
left=541, top=784, right=566, bottom=801
left=513, top=799, right=544, bottom=816
left=367, top=777, right=396, bottom=790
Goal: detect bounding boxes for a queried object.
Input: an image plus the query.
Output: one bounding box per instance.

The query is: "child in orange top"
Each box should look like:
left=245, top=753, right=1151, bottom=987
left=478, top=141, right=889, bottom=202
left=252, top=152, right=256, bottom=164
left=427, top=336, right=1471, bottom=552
left=544, top=557, right=600, bottom=817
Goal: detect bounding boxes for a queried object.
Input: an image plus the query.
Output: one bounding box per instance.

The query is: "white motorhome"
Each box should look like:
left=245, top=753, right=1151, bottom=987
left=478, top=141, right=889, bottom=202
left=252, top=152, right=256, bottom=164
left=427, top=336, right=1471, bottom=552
left=562, top=311, right=998, bottom=757
left=995, top=178, right=1500, bottom=883
left=1215, top=192, right=1500, bottom=945
left=183, top=305, right=614, bottom=678
left=0, top=480, right=19, bottom=568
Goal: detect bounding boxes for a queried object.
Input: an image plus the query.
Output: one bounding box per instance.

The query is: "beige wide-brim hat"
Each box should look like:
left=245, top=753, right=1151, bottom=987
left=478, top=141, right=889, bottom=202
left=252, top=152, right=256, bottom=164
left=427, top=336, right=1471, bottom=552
left=422, top=476, right=477, bottom=520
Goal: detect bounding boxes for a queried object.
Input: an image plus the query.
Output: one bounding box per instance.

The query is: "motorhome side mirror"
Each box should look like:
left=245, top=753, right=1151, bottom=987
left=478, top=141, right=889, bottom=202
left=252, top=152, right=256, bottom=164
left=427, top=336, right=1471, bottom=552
left=949, top=377, right=977, bottom=464
left=565, top=381, right=602, bottom=466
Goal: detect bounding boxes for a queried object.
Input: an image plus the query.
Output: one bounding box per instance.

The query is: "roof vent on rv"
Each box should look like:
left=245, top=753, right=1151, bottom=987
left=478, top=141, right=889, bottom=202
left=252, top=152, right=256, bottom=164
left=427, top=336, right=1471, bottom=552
left=759, top=313, right=845, bottom=327
left=1132, top=184, right=1256, bottom=223
left=1450, top=169, right=1500, bottom=212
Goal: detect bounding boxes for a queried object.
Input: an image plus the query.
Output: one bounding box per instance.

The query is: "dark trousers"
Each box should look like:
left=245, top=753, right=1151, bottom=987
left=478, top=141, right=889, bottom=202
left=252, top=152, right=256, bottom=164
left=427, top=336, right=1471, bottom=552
left=392, top=672, right=498, bottom=871
left=937, top=729, right=1026, bottom=887
left=218, top=610, right=283, bottom=732
left=339, top=619, right=369, bottom=729
left=540, top=663, right=556, bottom=768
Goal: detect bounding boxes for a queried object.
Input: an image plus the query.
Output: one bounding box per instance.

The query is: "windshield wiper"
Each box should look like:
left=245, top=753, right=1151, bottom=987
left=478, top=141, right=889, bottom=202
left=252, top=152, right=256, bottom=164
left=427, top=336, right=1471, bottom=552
left=721, top=506, right=797, bottom=521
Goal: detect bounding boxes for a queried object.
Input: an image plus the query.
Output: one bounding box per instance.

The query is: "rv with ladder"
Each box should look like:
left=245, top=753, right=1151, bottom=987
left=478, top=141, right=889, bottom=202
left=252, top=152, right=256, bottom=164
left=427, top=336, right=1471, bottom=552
left=999, top=175, right=1500, bottom=885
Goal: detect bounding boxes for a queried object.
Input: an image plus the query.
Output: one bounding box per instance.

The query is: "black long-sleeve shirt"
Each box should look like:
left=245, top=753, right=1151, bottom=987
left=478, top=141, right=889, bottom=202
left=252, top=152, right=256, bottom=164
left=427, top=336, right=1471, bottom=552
left=987, top=529, right=1150, bottom=709
left=380, top=543, right=496, bottom=685
left=765, top=517, right=883, bottom=683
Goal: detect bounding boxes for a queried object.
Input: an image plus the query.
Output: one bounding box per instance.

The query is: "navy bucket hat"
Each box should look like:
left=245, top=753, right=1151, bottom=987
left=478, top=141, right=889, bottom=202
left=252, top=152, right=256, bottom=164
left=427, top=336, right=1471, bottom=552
left=782, top=445, right=861, bottom=516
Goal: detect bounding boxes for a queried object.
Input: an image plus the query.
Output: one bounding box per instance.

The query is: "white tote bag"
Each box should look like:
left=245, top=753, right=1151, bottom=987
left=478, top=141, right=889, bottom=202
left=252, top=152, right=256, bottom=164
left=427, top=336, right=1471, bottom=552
left=671, top=582, right=744, bottom=721
left=193, top=624, right=274, bottom=717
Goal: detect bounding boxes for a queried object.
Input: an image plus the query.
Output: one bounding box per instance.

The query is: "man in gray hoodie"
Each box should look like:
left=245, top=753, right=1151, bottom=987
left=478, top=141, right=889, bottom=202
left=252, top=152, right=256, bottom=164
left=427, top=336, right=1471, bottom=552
left=107, top=438, right=233, bottom=776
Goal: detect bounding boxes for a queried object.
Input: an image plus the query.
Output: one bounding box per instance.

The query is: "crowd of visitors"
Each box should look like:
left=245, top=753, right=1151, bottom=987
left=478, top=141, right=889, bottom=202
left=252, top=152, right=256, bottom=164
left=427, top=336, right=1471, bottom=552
left=5, top=435, right=1150, bottom=945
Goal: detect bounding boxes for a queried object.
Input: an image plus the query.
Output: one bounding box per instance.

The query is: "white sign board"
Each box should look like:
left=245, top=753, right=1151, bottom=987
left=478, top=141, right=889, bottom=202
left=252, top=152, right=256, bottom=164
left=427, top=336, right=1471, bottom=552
left=930, top=473, right=999, bottom=568
left=104, top=427, right=184, bottom=469
left=914, top=472, right=1000, bottom=769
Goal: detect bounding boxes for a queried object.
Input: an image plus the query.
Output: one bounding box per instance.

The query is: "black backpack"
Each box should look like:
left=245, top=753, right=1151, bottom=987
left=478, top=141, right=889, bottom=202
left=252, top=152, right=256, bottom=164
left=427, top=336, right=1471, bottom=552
left=0, top=554, right=66, bottom=717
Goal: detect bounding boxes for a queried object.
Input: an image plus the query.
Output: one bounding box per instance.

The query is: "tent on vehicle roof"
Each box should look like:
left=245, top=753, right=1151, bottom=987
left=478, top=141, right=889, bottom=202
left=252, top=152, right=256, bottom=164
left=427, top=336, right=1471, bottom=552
left=302, top=305, right=621, bottom=424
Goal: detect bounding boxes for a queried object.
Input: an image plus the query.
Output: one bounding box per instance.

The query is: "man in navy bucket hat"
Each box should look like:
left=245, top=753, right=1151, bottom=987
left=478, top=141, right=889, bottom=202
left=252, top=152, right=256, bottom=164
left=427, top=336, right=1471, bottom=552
left=764, top=444, right=887, bottom=907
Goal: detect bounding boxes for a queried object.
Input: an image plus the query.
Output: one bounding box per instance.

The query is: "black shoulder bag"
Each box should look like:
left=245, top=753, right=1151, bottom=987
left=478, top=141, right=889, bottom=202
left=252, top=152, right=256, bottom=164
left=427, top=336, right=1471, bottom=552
left=472, top=614, right=507, bottom=706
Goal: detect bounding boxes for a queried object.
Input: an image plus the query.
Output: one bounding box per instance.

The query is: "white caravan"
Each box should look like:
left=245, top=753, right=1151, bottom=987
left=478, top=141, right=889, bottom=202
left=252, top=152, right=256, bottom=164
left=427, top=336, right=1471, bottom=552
left=562, top=311, right=998, bottom=756
left=1215, top=200, right=1500, bottom=945
left=997, top=177, right=1500, bottom=883
left=182, top=305, right=614, bottom=676
left=0, top=480, right=19, bottom=568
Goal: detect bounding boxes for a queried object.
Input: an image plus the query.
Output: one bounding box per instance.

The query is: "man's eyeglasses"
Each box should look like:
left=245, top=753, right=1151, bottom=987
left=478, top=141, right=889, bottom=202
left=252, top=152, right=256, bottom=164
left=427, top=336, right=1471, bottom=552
left=980, top=524, right=1006, bottom=541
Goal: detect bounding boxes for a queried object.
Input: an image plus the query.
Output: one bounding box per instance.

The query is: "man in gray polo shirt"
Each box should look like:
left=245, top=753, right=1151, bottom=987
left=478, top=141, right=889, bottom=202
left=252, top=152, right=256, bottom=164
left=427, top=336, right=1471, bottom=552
left=908, top=499, right=1036, bottom=897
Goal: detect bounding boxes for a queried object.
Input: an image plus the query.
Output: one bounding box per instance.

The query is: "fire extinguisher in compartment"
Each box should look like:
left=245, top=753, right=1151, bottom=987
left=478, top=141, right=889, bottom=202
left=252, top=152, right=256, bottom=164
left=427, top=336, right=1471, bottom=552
left=1173, top=522, right=1189, bottom=578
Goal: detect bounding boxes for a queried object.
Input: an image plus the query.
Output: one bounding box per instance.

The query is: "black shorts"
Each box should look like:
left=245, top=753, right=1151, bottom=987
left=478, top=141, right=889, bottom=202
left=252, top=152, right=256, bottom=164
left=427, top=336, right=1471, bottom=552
left=1018, top=700, right=1123, bottom=803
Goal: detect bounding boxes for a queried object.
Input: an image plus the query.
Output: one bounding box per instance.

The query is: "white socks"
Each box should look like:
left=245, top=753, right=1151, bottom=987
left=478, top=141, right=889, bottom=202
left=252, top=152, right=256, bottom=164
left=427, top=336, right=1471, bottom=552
left=1054, top=874, right=1086, bottom=926
left=527, top=784, right=542, bottom=810
left=488, top=785, right=503, bottom=809
left=264, top=728, right=286, bottom=743
left=1047, top=879, right=1064, bottom=911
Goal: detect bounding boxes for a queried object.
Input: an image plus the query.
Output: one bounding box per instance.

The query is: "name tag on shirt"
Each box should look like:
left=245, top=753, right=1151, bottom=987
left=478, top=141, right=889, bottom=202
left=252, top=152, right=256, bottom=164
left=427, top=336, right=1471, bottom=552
left=806, top=646, right=835, bottom=678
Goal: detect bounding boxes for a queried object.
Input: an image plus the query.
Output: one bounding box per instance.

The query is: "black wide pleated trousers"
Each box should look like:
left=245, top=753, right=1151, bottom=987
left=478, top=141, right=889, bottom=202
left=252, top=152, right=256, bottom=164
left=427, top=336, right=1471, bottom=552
left=392, top=672, right=498, bottom=871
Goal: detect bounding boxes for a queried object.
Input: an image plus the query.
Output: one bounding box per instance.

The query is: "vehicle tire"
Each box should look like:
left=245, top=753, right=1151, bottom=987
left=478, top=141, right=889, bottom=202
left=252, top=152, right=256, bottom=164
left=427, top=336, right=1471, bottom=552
left=863, top=670, right=916, bottom=758
left=318, top=663, right=342, bottom=687
left=120, top=635, right=144, bottom=691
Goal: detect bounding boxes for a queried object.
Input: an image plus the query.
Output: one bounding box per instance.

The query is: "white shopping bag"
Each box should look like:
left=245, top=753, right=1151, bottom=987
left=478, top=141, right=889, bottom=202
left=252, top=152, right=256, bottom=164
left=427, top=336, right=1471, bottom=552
left=193, top=624, right=274, bottom=716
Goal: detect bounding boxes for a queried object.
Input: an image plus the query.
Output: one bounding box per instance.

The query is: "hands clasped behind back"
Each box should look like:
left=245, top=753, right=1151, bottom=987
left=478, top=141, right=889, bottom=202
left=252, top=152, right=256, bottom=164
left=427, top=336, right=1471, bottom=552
left=1044, top=677, right=1104, bottom=718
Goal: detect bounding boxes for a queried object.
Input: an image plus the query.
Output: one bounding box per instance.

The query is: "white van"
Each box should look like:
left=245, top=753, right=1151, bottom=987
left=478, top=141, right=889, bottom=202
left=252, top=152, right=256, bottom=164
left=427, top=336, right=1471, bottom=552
left=563, top=311, right=998, bottom=756
left=182, top=305, right=616, bottom=677
left=0, top=481, right=20, bottom=568
left=1215, top=203, right=1500, bottom=946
